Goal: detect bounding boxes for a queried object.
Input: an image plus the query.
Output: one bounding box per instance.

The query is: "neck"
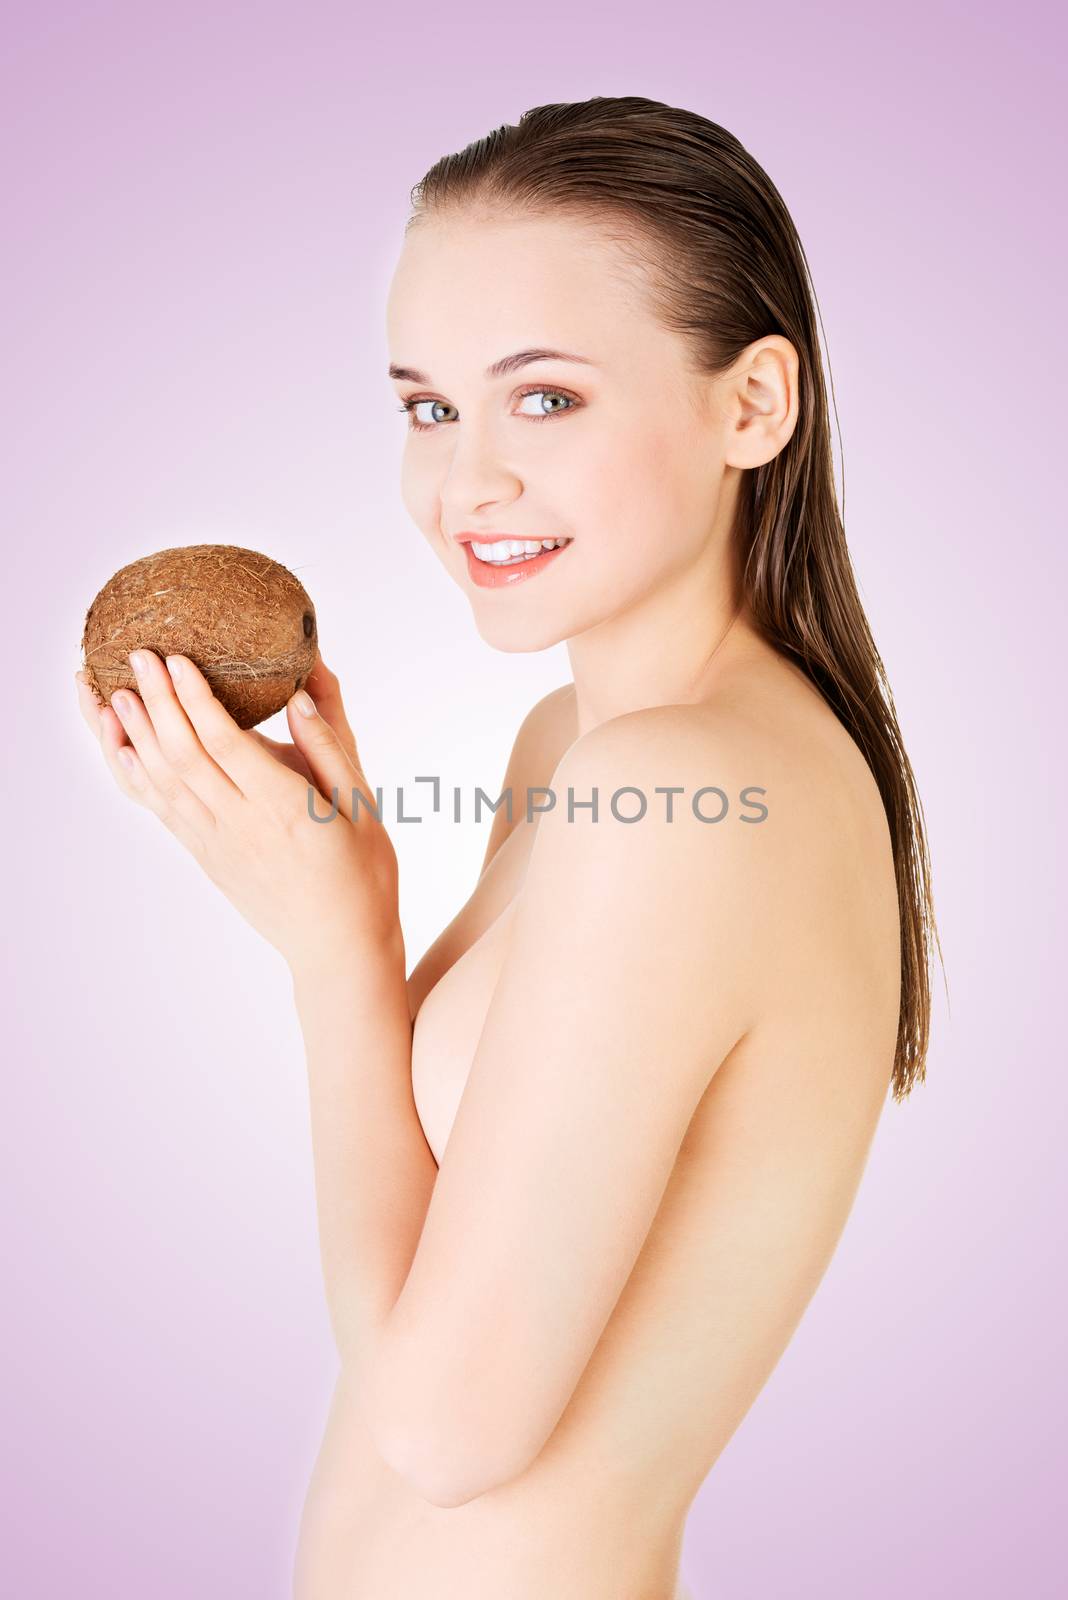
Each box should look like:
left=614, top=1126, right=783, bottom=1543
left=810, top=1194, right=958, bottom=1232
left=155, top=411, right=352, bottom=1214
left=565, top=549, right=763, bottom=740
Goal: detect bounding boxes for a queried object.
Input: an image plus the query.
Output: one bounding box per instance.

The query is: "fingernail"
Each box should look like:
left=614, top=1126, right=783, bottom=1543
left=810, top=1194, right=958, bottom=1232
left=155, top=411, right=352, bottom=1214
left=118, top=748, right=134, bottom=771
left=130, top=651, right=146, bottom=679
left=112, top=692, right=132, bottom=719
left=293, top=690, right=316, bottom=718
left=166, top=656, right=183, bottom=684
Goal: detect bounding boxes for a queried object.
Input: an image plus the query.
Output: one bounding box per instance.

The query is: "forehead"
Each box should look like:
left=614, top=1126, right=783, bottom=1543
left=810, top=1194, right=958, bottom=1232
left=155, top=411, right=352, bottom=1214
left=386, top=212, right=658, bottom=367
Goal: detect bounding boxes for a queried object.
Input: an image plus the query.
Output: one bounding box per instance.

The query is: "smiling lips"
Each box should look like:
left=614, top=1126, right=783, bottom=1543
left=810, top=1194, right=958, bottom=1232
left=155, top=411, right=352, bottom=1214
left=459, top=535, right=574, bottom=589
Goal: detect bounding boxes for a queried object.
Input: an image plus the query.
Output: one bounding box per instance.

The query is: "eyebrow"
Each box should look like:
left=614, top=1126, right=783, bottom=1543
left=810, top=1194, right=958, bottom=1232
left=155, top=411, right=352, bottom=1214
left=388, top=348, right=599, bottom=384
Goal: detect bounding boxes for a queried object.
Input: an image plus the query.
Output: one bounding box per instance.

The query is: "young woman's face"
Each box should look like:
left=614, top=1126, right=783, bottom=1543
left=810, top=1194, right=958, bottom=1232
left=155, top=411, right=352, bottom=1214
left=385, top=211, right=736, bottom=652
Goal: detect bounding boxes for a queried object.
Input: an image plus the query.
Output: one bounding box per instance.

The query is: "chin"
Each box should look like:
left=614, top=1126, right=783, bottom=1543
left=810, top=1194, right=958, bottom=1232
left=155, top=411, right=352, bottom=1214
left=470, top=609, right=572, bottom=654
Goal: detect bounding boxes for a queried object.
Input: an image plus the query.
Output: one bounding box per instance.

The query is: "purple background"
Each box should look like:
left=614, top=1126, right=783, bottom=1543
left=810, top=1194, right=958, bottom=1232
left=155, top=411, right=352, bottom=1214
left=6, top=1, right=1065, bottom=1594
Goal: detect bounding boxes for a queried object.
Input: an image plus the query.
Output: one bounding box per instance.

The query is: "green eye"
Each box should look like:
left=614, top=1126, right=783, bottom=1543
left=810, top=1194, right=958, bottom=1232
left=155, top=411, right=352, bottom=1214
left=399, top=398, right=458, bottom=428
left=515, top=391, right=575, bottom=418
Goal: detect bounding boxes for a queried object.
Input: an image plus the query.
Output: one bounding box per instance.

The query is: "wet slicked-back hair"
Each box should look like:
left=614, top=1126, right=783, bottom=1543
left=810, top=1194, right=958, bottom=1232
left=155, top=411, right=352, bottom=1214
left=407, top=95, right=943, bottom=1100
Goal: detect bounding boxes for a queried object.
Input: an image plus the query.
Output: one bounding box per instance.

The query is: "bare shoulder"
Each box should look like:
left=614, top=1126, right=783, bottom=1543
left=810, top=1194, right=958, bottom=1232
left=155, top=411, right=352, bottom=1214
left=547, top=678, right=901, bottom=1093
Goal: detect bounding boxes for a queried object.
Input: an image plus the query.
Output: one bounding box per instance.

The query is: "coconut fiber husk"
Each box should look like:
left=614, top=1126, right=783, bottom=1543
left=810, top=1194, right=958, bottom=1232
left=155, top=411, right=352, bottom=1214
left=80, top=544, right=318, bottom=730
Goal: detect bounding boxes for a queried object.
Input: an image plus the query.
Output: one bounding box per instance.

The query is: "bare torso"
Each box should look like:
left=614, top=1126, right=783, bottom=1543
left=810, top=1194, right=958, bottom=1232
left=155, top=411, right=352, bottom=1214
left=292, top=641, right=901, bottom=1600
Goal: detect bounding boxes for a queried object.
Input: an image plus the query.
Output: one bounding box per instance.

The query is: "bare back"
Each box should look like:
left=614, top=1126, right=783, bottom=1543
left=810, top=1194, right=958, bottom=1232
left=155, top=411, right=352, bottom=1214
left=293, top=644, right=901, bottom=1600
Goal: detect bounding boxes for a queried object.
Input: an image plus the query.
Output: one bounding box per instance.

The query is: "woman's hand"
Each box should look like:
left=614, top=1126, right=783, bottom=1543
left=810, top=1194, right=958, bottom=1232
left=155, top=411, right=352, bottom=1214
left=74, top=649, right=401, bottom=978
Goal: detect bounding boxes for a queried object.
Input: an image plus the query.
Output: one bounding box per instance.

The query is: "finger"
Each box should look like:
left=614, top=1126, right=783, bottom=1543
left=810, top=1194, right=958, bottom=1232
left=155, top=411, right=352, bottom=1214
left=98, top=696, right=211, bottom=857
left=286, top=688, right=376, bottom=825
left=154, top=651, right=297, bottom=808
left=301, top=655, right=359, bottom=765
left=125, top=649, right=251, bottom=820
left=109, top=682, right=218, bottom=837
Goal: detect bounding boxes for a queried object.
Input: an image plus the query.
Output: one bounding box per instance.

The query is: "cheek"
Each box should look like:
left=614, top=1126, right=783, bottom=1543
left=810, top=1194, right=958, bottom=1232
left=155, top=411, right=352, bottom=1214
left=576, top=424, right=699, bottom=561
left=400, top=453, right=441, bottom=540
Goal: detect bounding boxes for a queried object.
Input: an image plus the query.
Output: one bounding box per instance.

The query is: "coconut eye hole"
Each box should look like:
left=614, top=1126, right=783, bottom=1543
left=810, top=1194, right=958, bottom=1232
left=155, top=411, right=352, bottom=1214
left=302, top=611, right=315, bottom=640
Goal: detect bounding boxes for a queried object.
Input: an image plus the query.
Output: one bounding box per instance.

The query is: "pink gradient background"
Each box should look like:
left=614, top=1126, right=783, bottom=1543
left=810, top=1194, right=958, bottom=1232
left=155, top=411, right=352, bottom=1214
left=5, top=1, right=1064, bottom=1594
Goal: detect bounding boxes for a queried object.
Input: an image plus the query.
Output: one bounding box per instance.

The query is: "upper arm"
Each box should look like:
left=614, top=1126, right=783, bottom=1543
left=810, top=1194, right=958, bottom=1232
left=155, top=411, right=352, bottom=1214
left=365, top=709, right=770, bottom=1507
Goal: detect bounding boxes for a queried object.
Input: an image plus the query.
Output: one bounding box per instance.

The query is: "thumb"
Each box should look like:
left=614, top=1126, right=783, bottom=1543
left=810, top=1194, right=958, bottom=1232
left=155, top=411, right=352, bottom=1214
left=287, top=686, right=376, bottom=822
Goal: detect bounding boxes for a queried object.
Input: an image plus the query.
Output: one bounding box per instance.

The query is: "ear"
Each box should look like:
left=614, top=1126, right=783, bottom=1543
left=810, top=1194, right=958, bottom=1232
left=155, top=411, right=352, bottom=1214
left=722, top=335, right=799, bottom=471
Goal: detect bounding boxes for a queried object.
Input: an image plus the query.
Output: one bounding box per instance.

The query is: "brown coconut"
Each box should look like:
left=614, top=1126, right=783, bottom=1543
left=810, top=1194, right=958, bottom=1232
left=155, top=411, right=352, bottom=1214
left=80, top=544, right=318, bottom=730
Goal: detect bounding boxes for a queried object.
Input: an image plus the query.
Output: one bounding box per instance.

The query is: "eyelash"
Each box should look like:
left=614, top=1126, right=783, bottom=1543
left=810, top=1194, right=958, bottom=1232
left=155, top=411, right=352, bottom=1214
left=396, top=385, right=580, bottom=433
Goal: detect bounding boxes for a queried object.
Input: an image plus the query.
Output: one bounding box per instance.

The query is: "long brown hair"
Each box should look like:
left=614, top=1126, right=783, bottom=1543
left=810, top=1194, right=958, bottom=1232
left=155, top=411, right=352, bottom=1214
left=406, top=95, right=943, bottom=1101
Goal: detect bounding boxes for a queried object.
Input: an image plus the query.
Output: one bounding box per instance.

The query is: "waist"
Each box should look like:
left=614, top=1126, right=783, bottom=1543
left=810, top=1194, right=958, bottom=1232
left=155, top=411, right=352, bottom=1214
left=294, top=1374, right=691, bottom=1600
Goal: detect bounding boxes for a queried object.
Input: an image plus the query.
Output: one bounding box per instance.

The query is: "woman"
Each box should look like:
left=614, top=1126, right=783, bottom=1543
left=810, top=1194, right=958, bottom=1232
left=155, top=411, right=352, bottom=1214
left=75, top=97, right=940, bottom=1600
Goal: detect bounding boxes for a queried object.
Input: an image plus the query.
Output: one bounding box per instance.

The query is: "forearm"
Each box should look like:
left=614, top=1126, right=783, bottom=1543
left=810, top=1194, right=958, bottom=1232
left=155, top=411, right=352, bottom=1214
left=290, top=927, right=438, bottom=1377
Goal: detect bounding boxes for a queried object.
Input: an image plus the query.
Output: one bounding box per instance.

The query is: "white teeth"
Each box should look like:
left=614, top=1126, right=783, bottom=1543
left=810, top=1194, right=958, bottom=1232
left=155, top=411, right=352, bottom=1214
left=470, top=537, right=571, bottom=564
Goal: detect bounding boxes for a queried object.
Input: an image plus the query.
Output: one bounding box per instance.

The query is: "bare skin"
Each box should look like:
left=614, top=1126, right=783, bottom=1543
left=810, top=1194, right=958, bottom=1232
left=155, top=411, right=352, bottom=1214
left=76, top=208, right=902, bottom=1599
left=293, top=651, right=900, bottom=1599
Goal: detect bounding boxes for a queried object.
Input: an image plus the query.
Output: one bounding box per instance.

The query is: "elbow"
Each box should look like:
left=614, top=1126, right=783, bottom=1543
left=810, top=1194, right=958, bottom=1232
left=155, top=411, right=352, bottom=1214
left=369, top=1406, right=519, bottom=1508
left=381, top=1434, right=502, bottom=1509
left=362, top=1351, right=531, bottom=1509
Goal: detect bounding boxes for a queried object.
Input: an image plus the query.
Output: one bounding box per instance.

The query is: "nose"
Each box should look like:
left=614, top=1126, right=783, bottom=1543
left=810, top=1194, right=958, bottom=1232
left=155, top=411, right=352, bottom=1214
left=438, top=423, right=522, bottom=521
